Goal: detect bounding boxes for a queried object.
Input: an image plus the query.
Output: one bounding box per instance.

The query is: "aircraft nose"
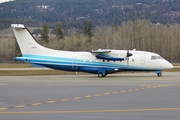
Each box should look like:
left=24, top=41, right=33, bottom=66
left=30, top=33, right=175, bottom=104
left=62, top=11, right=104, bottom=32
left=165, top=61, right=174, bottom=69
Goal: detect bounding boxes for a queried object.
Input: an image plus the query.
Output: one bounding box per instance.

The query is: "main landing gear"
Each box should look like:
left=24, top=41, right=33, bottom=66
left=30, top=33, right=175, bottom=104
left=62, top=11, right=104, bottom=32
left=98, top=72, right=107, bottom=78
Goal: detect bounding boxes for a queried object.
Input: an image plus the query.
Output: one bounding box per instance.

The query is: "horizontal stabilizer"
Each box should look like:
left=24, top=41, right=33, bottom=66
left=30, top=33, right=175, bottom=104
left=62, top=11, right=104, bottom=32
left=11, top=24, right=25, bottom=29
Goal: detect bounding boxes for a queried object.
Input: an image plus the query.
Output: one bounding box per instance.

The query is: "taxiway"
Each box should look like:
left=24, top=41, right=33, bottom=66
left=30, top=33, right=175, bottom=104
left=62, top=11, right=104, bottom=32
left=0, top=72, right=180, bottom=120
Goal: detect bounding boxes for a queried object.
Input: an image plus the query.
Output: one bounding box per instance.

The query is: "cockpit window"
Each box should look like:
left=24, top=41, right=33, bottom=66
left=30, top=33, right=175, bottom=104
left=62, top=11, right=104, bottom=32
left=157, top=56, right=163, bottom=60
left=151, top=56, right=157, bottom=60
left=151, top=56, right=164, bottom=60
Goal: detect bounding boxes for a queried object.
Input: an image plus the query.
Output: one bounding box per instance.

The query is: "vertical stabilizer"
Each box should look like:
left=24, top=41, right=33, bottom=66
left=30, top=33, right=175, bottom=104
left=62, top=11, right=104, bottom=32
left=11, top=24, right=47, bottom=56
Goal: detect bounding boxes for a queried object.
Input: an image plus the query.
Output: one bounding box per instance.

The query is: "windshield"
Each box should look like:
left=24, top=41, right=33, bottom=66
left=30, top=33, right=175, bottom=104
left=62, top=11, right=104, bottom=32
left=151, top=56, right=164, bottom=60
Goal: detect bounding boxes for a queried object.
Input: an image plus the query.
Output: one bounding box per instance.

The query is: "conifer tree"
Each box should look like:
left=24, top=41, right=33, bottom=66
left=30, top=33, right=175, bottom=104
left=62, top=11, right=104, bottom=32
left=83, top=21, right=94, bottom=42
left=41, top=23, right=49, bottom=43
left=56, top=22, right=64, bottom=40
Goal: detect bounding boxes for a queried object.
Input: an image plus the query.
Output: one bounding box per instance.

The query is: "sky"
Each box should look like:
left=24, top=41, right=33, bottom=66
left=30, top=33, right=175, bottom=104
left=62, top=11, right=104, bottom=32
left=0, top=0, right=15, bottom=4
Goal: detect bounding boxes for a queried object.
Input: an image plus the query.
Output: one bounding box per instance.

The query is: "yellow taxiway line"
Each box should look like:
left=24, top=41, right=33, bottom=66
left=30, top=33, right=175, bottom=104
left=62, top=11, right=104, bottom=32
left=1, top=108, right=180, bottom=114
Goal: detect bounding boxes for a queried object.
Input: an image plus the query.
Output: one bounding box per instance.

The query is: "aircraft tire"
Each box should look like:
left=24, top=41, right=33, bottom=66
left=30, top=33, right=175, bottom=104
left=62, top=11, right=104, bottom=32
left=98, top=73, right=103, bottom=77
left=102, top=74, right=107, bottom=77
left=98, top=73, right=106, bottom=77
left=157, top=73, right=162, bottom=77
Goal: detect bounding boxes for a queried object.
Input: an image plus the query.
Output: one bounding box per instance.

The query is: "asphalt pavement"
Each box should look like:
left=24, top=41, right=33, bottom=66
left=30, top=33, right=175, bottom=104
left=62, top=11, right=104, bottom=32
left=0, top=72, right=180, bottom=120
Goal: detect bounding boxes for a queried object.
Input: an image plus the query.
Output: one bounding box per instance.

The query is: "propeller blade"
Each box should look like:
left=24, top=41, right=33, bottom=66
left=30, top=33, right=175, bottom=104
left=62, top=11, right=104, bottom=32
left=126, top=50, right=133, bottom=65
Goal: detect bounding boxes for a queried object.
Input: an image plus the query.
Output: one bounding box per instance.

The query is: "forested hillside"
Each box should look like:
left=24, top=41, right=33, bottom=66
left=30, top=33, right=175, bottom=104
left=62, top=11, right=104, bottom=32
left=0, top=0, right=180, bottom=30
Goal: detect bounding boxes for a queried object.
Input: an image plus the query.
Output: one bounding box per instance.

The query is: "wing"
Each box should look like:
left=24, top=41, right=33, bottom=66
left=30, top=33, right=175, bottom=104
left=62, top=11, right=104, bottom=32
left=91, top=49, right=111, bottom=53
left=91, top=49, right=125, bottom=61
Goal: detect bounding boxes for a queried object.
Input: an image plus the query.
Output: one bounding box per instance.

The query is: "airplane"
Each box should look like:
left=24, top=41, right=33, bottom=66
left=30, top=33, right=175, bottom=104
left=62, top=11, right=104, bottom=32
left=11, top=24, right=173, bottom=77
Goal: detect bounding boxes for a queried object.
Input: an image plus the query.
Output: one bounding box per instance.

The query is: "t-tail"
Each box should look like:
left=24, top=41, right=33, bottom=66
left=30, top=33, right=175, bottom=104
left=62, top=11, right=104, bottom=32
left=11, top=24, right=61, bottom=56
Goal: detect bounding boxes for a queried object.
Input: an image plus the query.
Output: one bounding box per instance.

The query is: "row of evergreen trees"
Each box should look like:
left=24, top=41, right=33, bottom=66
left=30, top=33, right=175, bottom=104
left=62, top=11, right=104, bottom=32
left=36, top=21, right=93, bottom=44
left=1, top=19, right=180, bottom=63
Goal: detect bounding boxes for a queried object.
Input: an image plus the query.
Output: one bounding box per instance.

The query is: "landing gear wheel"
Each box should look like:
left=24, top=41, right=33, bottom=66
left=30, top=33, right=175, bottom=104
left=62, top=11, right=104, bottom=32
left=102, top=74, right=107, bottom=77
left=98, top=72, right=103, bottom=77
left=98, top=73, right=107, bottom=78
left=157, top=73, right=162, bottom=77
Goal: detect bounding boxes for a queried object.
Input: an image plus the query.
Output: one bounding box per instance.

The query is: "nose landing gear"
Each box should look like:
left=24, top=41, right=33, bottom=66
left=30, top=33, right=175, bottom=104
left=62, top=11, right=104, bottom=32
left=157, top=73, right=162, bottom=77
left=156, top=70, right=162, bottom=77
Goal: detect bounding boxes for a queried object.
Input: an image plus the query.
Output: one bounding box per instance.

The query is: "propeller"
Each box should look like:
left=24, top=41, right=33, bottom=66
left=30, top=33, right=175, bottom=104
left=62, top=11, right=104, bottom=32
left=126, top=50, right=133, bottom=65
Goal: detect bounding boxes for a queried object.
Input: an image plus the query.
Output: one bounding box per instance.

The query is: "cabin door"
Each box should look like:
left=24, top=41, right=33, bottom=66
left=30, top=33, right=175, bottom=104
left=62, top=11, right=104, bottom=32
left=140, top=56, right=146, bottom=65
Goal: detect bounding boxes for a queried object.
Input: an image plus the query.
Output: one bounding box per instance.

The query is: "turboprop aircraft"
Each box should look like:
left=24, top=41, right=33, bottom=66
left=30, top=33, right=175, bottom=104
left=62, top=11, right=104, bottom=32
left=11, top=24, right=173, bottom=77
